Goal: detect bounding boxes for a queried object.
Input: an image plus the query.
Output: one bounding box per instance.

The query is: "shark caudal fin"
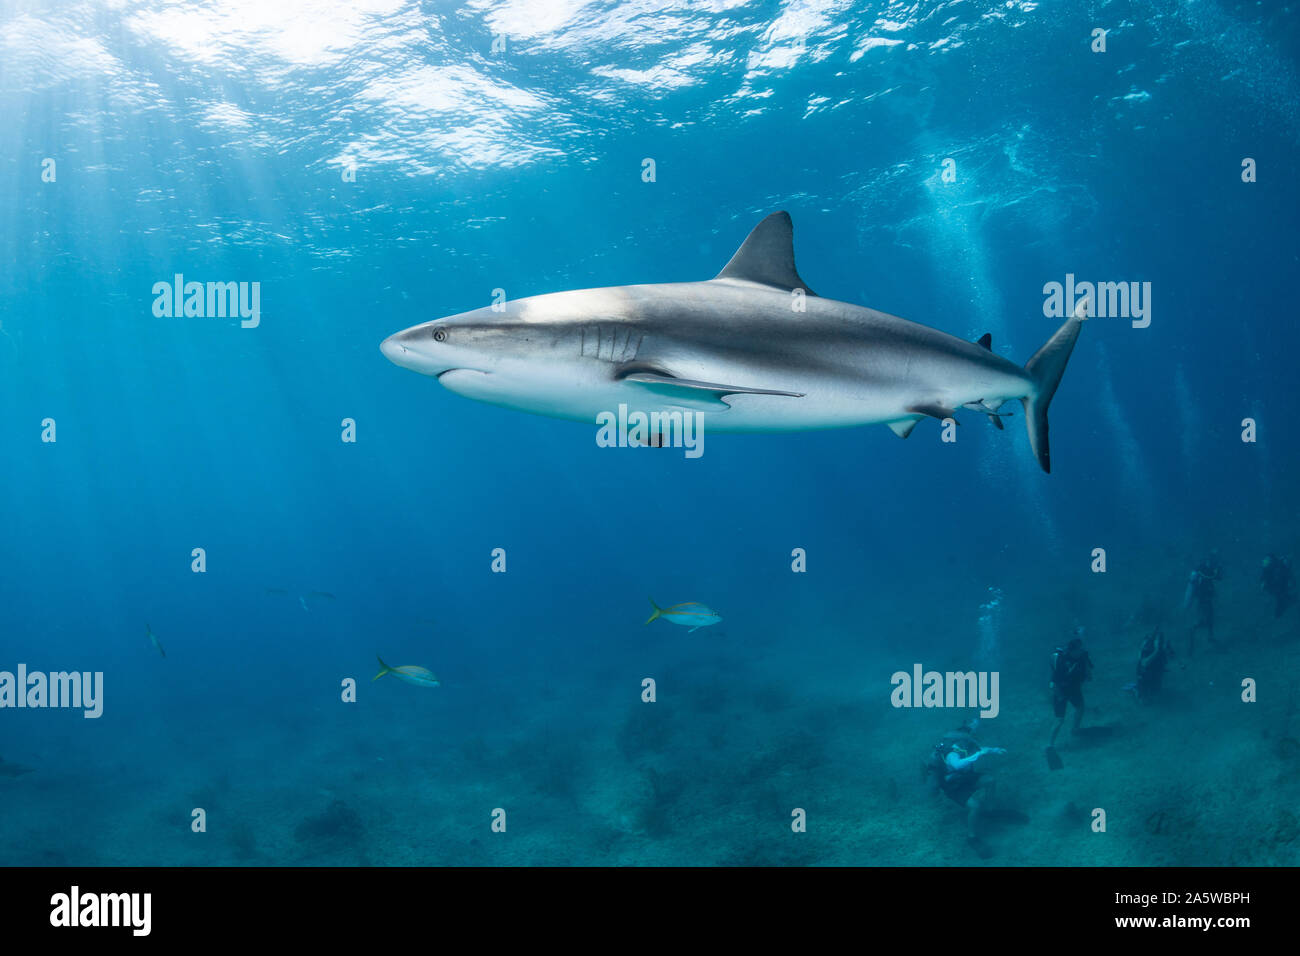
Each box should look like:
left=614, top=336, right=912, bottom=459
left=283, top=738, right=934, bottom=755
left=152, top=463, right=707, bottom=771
left=645, top=598, right=663, bottom=625
left=1022, top=297, right=1089, bottom=473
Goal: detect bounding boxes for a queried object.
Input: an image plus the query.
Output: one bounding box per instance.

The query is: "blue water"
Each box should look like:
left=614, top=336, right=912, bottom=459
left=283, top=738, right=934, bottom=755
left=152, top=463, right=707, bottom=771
left=2, top=0, right=1298, bottom=866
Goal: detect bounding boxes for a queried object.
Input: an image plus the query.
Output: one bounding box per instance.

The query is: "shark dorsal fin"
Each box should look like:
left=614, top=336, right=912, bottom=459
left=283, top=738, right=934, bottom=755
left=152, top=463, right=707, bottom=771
left=714, top=211, right=817, bottom=296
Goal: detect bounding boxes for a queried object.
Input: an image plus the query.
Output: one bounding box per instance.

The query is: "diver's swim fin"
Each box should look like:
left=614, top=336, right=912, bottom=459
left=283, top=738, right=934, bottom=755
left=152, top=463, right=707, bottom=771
left=1045, top=746, right=1064, bottom=771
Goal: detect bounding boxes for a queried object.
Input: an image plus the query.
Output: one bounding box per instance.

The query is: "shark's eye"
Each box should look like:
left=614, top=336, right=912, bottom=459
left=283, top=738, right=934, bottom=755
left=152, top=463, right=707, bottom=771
left=432, top=327, right=448, bottom=343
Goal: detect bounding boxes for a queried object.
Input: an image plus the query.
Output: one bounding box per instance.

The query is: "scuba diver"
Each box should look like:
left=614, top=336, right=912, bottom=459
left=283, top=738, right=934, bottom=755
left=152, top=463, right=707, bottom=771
left=1131, top=627, right=1172, bottom=702
left=1048, top=635, right=1093, bottom=748
left=922, top=717, right=1007, bottom=857
left=1260, top=554, right=1294, bottom=618
left=1184, top=551, right=1223, bottom=654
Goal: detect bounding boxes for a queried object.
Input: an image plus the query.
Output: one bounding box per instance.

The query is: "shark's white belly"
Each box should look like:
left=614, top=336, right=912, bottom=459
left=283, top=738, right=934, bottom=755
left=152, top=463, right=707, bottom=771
left=437, top=363, right=1028, bottom=433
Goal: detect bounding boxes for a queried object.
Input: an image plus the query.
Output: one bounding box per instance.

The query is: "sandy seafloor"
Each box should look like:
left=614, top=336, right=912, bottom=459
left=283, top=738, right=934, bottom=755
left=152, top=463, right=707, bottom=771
left=3, top=532, right=1297, bottom=869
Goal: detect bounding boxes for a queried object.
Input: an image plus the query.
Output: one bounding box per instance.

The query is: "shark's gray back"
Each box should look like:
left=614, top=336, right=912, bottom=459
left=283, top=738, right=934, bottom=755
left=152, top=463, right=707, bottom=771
left=608, top=279, right=1029, bottom=391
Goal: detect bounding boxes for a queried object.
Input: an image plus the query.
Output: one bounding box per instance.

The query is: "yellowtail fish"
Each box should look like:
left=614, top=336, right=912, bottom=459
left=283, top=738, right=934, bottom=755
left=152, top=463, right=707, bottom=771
left=644, top=598, right=722, bottom=633
left=146, top=624, right=165, bottom=658
left=372, top=655, right=439, bottom=687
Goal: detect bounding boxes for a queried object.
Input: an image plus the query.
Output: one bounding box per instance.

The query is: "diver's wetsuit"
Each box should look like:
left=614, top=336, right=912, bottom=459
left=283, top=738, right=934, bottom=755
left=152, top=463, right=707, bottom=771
left=933, top=734, right=982, bottom=805
left=1187, top=559, right=1222, bottom=652
left=1135, top=632, right=1170, bottom=701
left=1049, top=641, right=1092, bottom=745
left=1261, top=556, right=1294, bottom=618
left=940, top=763, right=982, bottom=806
left=1051, top=648, right=1091, bottom=717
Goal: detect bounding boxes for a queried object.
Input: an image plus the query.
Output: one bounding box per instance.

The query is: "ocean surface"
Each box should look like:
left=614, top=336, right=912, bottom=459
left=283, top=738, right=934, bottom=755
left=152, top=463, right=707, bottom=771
left=1, top=0, right=1298, bottom=866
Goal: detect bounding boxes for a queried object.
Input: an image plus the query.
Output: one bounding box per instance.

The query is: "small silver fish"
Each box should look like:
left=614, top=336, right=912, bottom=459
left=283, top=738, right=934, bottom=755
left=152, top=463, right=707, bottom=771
left=147, top=624, right=166, bottom=658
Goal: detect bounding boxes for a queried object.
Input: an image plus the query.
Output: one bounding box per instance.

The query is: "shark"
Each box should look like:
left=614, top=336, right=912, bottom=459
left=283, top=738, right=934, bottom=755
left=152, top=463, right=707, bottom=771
left=0, top=756, right=34, bottom=778
left=381, top=211, right=1088, bottom=472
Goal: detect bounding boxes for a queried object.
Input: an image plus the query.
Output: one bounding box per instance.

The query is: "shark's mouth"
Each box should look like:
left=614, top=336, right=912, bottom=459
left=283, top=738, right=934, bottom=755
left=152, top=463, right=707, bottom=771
left=436, top=368, right=492, bottom=390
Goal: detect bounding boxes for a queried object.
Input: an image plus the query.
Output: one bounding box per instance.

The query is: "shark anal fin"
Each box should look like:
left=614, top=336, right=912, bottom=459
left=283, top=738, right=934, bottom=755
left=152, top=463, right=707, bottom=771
left=623, top=371, right=804, bottom=408
left=976, top=333, right=992, bottom=350
left=714, top=211, right=817, bottom=296
left=907, top=403, right=959, bottom=423
left=887, top=419, right=919, bottom=439
left=962, top=400, right=1011, bottom=430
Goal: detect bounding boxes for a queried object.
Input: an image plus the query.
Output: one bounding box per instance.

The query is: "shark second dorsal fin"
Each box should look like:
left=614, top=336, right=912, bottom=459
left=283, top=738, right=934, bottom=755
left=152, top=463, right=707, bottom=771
left=714, top=211, right=817, bottom=296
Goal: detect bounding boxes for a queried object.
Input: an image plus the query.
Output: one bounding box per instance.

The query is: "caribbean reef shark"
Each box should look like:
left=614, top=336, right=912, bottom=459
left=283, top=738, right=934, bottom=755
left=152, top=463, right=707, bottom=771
left=381, top=212, right=1087, bottom=471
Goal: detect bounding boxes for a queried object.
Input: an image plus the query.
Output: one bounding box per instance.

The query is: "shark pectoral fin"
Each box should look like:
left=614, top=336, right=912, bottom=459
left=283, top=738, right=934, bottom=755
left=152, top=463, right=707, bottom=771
left=908, top=403, right=960, bottom=423
left=623, top=371, right=804, bottom=408
left=887, top=419, right=920, bottom=439
left=988, top=414, right=1004, bottom=430
left=623, top=374, right=728, bottom=410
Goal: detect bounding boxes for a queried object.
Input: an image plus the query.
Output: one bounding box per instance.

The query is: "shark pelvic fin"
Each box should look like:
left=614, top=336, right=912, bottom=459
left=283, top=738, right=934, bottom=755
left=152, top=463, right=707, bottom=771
left=976, top=333, right=992, bottom=350
left=714, top=211, right=817, bottom=296
left=908, top=403, right=960, bottom=423
left=623, top=371, right=805, bottom=408
left=887, top=419, right=920, bottom=439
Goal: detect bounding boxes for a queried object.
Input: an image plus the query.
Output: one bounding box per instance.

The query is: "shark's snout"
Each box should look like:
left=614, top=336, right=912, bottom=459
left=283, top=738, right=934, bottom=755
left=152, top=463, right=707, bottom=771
left=380, top=334, right=406, bottom=365
left=381, top=328, right=443, bottom=375
left=381, top=322, right=487, bottom=379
